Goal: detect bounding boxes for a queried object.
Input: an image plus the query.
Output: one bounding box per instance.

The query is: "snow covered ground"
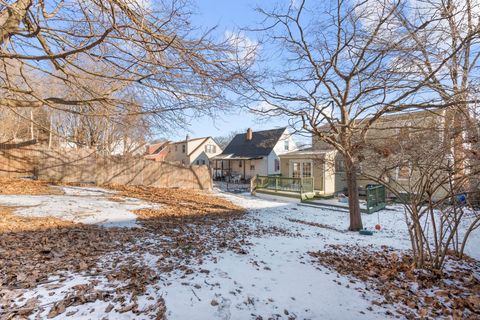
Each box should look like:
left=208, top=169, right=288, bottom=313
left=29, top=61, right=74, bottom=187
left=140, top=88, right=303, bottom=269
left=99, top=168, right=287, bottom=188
left=2, top=188, right=479, bottom=319
left=0, top=186, right=160, bottom=228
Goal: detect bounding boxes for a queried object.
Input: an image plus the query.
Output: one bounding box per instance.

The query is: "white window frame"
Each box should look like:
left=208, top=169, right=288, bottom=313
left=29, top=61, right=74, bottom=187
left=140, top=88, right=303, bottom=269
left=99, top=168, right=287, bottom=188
left=289, top=160, right=313, bottom=178
left=205, top=144, right=216, bottom=153
left=274, top=159, right=280, bottom=171
left=302, top=161, right=312, bottom=177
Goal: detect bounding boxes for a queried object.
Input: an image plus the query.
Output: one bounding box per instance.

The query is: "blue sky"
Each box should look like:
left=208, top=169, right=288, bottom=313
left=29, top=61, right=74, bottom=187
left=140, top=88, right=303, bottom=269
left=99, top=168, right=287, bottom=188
left=165, top=0, right=292, bottom=141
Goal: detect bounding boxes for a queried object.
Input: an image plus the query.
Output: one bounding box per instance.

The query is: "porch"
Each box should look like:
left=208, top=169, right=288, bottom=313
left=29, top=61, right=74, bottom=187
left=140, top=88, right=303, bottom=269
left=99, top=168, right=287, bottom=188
left=278, top=149, right=336, bottom=196
left=212, top=155, right=264, bottom=182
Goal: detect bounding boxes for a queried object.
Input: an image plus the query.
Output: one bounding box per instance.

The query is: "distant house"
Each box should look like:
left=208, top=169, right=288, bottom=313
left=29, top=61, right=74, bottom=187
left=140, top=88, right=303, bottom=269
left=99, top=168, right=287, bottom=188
left=144, top=141, right=170, bottom=161
left=213, top=128, right=297, bottom=181
left=146, top=136, right=222, bottom=166
left=279, top=110, right=448, bottom=198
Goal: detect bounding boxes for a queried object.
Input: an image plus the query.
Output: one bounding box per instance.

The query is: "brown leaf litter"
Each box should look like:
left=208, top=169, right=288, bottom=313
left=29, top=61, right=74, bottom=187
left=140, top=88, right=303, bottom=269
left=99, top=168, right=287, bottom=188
left=309, top=245, right=480, bottom=319
left=0, top=180, right=286, bottom=319
left=0, top=177, right=62, bottom=195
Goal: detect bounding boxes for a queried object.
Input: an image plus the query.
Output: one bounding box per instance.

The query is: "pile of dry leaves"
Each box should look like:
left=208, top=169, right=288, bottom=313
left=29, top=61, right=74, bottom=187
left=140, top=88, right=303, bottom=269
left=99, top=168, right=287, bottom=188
left=0, top=177, right=60, bottom=195
left=0, top=207, right=136, bottom=289
left=309, top=245, right=480, bottom=319
left=103, top=183, right=245, bottom=219
left=0, top=181, right=257, bottom=318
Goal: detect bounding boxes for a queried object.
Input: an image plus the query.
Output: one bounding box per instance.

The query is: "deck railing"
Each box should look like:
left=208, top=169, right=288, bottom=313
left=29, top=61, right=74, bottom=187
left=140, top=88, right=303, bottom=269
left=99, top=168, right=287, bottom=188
left=255, top=175, right=314, bottom=200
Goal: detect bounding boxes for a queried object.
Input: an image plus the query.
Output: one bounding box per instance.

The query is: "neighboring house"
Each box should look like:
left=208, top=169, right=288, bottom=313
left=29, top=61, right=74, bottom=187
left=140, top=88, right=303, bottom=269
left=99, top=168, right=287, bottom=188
left=213, top=128, right=297, bottom=181
left=144, top=141, right=170, bottom=161
left=279, top=110, right=447, bottom=197
left=155, top=136, right=222, bottom=166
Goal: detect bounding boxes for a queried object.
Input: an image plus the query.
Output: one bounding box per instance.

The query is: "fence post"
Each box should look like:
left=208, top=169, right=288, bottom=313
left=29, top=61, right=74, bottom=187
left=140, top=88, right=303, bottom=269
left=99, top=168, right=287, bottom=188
left=275, top=176, right=278, bottom=192
left=250, top=175, right=257, bottom=195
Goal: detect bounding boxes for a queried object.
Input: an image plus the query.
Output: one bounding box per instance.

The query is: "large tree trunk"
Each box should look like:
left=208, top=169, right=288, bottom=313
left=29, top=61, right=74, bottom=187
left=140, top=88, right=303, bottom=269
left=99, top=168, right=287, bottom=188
left=345, top=158, right=363, bottom=231
left=0, top=0, right=33, bottom=46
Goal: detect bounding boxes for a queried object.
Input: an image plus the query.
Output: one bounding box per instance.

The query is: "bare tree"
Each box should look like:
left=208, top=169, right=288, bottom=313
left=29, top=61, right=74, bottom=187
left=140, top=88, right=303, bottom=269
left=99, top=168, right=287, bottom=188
left=242, top=0, right=427, bottom=230
left=240, top=0, right=479, bottom=231
left=0, top=0, right=245, bottom=144
left=214, top=130, right=243, bottom=149
left=392, top=0, right=480, bottom=192
left=361, top=110, right=480, bottom=270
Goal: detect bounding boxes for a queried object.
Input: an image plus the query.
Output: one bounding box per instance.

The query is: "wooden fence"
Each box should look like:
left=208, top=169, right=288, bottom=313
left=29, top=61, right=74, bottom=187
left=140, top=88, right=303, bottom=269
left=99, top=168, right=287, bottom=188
left=0, top=145, right=212, bottom=190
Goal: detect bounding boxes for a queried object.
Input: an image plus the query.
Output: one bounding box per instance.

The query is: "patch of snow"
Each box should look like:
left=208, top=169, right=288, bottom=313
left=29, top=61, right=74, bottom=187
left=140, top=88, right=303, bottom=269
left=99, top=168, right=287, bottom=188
left=6, top=187, right=479, bottom=319
left=61, top=186, right=118, bottom=196
left=164, top=236, right=392, bottom=319
left=0, top=186, right=160, bottom=228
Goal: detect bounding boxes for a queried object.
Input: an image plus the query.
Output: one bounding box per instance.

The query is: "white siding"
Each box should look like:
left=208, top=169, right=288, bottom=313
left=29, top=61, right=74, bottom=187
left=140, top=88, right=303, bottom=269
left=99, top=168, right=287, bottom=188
left=267, top=129, right=297, bottom=175
left=189, top=137, right=222, bottom=165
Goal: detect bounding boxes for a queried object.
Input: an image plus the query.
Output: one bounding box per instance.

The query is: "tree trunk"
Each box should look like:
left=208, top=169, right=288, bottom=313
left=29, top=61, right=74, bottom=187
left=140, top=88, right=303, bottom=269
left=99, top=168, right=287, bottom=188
left=345, top=159, right=363, bottom=231
left=0, top=0, right=33, bottom=46
left=48, top=115, right=53, bottom=149
left=30, top=109, right=34, bottom=140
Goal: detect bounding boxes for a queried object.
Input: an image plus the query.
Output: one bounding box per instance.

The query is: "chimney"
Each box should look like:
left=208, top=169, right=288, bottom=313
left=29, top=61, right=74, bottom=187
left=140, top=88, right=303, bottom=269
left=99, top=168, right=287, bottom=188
left=185, top=134, right=190, bottom=141
left=246, top=128, right=253, bottom=141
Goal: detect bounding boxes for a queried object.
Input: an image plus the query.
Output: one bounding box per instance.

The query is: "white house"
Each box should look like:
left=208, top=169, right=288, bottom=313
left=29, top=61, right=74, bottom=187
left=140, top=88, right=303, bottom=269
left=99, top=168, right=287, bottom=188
left=164, top=136, right=222, bottom=166
left=212, top=127, right=297, bottom=181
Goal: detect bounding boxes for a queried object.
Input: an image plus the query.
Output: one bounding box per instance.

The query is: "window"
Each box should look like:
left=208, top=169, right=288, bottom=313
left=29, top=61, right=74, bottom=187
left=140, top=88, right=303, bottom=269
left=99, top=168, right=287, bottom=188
left=274, top=159, right=280, bottom=171
left=335, top=159, right=345, bottom=172
left=205, top=144, right=217, bottom=153
left=302, top=162, right=312, bottom=177
left=196, top=160, right=200, bottom=165
left=239, top=161, right=242, bottom=168
left=292, top=162, right=300, bottom=178
left=291, top=161, right=312, bottom=178
left=182, top=144, right=186, bottom=153
left=202, top=160, right=206, bottom=165
left=175, top=145, right=177, bottom=152
left=250, top=164, right=255, bottom=170
left=284, top=140, right=289, bottom=151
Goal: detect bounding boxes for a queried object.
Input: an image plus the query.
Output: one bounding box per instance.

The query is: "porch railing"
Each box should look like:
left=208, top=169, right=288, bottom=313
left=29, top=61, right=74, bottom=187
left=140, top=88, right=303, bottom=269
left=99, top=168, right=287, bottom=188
left=255, top=175, right=314, bottom=200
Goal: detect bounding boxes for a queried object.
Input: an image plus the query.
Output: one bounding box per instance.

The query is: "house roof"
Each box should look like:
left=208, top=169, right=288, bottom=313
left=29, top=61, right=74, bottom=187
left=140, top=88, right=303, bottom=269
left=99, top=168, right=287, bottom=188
left=279, top=148, right=332, bottom=159
left=187, top=137, right=210, bottom=157
left=170, top=136, right=211, bottom=145
left=217, top=128, right=287, bottom=159
left=316, top=109, right=443, bottom=131
left=146, top=141, right=169, bottom=155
